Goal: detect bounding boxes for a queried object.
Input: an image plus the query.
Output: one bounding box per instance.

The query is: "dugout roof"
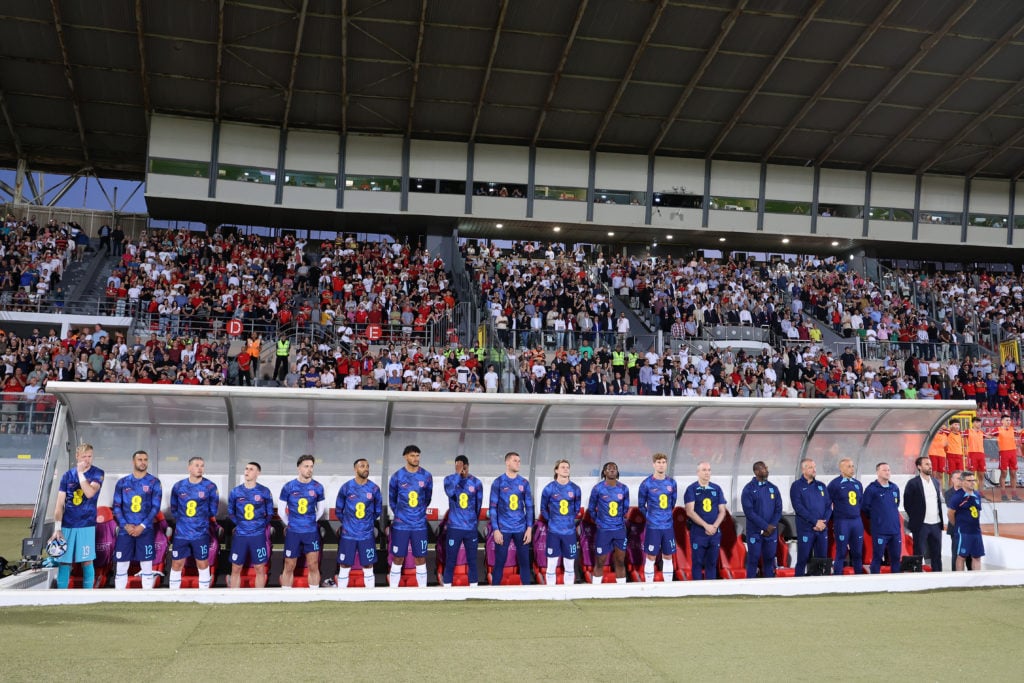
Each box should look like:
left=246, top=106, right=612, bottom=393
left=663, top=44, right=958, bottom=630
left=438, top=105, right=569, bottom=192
left=4, top=0, right=1024, bottom=181
left=33, top=383, right=970, bottom=537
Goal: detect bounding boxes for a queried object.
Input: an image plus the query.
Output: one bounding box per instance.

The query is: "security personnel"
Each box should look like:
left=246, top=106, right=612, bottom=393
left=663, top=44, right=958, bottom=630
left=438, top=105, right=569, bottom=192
left=274, top=336, right=291, bottom=382
left=828, top=457, right=865, bottom=575
left=626, top=350, right=640, bottom=384
left=741, top=461, right=783, bottom=578
left=863, top=462, right=902, bottom=574
left=611, top=347, right=626, bottom=378
left=790, top=458, right=831, bottom=576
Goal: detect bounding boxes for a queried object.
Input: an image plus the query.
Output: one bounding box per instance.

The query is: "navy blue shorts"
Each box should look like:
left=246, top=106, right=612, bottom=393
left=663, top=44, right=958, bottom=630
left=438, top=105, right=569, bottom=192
left=231, top=534, right=270, bottom=566
left=956, top=532, right=985, bottom=558
left=284, top=530, right=320, bottom=558
left=339, top=537, right=377, bottom=567
left=114, top=527, right=156, bottom=563
left=545, top=532, right=579, bottom=559
left=644, top=527, right=676, bottom=556
left=171, top=536, right=210, bottom=561
left=391, top=528, right=428, bottom=558
left=594, top=529, right=627, bottom=556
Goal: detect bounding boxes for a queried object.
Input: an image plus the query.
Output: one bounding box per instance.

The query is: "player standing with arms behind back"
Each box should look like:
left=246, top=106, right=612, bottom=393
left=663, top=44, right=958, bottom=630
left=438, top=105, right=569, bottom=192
left=227, top=461, right=274, bottom=588
left=168, top=457, right=219, bottom=589
left=388, top=444, right=433, bottom=587
left=637, top=453, right=677, bottom=582
left=335, top=458, right=382, bottom=588
left=279, top=454, right=326, bottom=588
left=540, top=459, right=581, bottom=585
left=587, top=461, right=630, bottom=584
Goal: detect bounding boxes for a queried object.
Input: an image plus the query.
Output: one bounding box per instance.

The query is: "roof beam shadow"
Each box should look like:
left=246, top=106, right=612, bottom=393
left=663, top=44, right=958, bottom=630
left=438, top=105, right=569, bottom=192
left=648, top=0, right=747, bottom=156
left=591, top=0, right=669, bottom=150
left=469, top=0, right=509, bottom=142
left=532, top=0, right=589, bottom=148
left=707, top=0, right=825, bottom=159
left=814, top=0, right=977, bottom=168
left=49, top=0, right=91, bottom=166
left=406, top=0, right=430, bottom=138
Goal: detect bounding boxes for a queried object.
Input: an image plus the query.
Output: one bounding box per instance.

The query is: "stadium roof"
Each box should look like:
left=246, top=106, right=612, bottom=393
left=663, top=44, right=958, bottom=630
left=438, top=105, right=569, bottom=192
left=4, top=0, right=1024, bottom=182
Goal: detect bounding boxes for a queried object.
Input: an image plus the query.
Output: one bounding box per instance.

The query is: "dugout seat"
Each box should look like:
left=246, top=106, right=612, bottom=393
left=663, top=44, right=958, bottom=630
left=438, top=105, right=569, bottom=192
left=717, top=511, right=746, bottom=579
left=484, top=521, right=523, bottom=586
left=126, top=512, right=170, bottom=589
left=670, top=507, right=692, bottom=580
left=625, top=506, right=673, bottom=582
left=67, top=506, right=118, bottom=588
left=578, top=510, right=618, bottom=584
left=774, top=536, right=795, bottom=577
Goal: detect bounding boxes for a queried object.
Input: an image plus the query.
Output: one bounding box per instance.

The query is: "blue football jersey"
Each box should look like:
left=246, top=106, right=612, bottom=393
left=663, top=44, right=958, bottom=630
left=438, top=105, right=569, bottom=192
left=280, top=479, right=325, bottom=533
left=489, top=474, right=534, bottom=533
left=828, top=477, right=863, bottom=519
left=336, top=479, right=382, bottom=540
left=443, top=473, right=484, bottom=531
left=948, top=490, right=983, bottom=534
left=540, top=480, right=582, bottom=535
left=389, top=467, right=433, bottom=531
left=638, top=475, right=677, bottom=530
left=587, top=481, right=630, bottom=531
left=170, top=477, right=219, bottom=540
left=60, top=466, right=105, bottom=529
left=684, top=482, right=725, bottom=525
left=228, top=483, right=275, bottom=536
left=112, top=473, right=162, bottom=531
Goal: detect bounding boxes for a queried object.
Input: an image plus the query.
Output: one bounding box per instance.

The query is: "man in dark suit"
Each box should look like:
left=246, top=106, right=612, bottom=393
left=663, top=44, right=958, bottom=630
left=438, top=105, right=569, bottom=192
left=903, top=456, right=945, bottom=571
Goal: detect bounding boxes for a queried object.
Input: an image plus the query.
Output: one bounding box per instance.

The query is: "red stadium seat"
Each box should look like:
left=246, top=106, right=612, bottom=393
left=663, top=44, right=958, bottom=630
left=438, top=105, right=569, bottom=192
left=671, top=507, right=691, bottom=580
left=774, top=536, right=795, bottom=577
left=717, top=511, right=746, bottom=579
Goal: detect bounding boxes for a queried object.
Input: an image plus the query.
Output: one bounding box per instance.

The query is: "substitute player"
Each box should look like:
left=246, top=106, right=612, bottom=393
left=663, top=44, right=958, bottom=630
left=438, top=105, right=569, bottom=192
left=442, top=455, right=483, bottom=587
left=948, top=472, right=985, bottom=571
left=637, top=452, right=677, bottom=582
left=540, top=459, right=581, bottom=585
left=863, top=462, right=902, bottom=574
left=169, top=456, right=219, bottom=589
left=489, top=451, right=534, bottom=585
left=279, top=454, right=326, bottom=588
left=790, top=458, right=831, bottom=576
left=227, top=461, right=274, bottom=588
left=828, top=457, right=865, bottom=575
left=966, top=418, right=987, bottom=492
left=112, top=449, right=162, bottom=589
left=49, top=443, right=104, bottom=589
left=587, top=461, right=630, bottom=584
left=388, top=444, right=433, bottom=587
left=740, top=460, right=782, bottom=578
left=992, top=415, right=1021, bottom=501
left=335, top=458, right=382, bottom=588
left=684, top=461, right=727, bottom=580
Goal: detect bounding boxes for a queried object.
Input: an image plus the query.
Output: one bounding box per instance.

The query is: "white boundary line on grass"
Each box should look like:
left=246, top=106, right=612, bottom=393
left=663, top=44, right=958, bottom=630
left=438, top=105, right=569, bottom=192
left=2, top=569, right=1022, bottom=607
